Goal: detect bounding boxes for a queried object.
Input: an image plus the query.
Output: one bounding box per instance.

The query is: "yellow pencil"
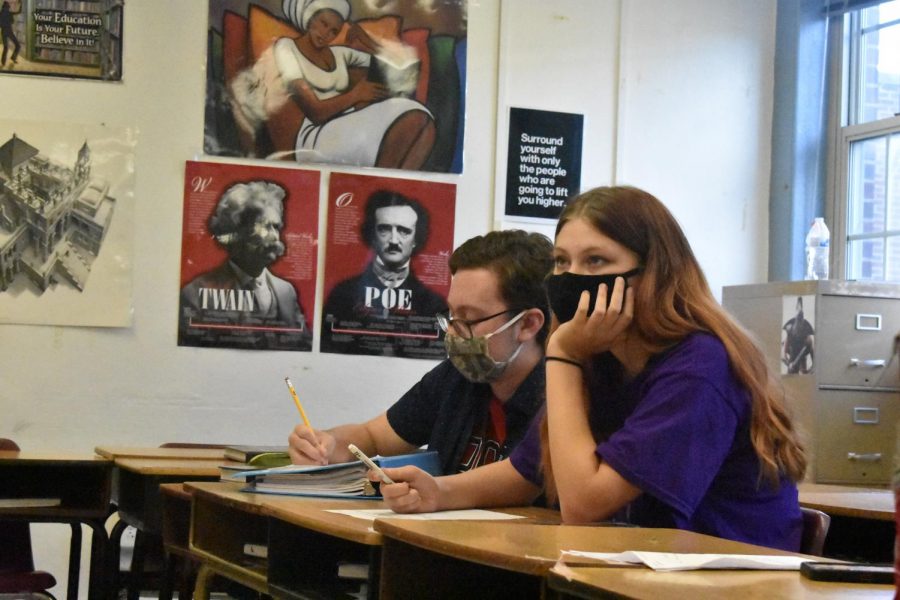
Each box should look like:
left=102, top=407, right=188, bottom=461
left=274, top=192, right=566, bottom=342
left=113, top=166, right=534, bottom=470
left=284, top=377, right=311, bottom=428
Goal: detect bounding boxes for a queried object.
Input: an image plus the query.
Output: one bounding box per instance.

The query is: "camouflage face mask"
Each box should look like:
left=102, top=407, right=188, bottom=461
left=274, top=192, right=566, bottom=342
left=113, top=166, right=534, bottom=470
left=443, top=311, right=526, bottom=383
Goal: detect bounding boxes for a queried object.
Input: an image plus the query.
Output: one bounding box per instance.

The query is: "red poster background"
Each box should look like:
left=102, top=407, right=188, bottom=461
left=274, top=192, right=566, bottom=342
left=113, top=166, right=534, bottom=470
left=180, top=161, right=320, bottom=329
left=322, top=172, right=455, bottom=304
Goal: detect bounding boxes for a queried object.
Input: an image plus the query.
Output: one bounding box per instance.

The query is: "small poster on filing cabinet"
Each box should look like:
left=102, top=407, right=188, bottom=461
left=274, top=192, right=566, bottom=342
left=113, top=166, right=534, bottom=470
left=320, top=172, right=455, bottom=360
left=177, top=161, right=319, bottom=351
left=781, top=294, right=816, bottom=375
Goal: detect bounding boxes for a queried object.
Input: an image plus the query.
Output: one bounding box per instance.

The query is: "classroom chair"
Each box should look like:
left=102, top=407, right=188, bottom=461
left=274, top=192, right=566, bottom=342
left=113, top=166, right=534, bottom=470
left=799, top=506, right=831, bottom=556
left=0, top=438, right=58, bottom=600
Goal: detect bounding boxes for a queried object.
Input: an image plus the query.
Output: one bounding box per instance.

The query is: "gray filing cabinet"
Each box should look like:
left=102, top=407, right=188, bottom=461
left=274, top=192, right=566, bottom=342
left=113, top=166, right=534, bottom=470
left=723, top=280, right=900, bottom=485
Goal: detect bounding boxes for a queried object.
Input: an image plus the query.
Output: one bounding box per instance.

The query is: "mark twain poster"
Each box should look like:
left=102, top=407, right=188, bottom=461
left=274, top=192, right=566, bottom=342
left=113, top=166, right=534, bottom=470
left=178, top=160, right=319, bottom=351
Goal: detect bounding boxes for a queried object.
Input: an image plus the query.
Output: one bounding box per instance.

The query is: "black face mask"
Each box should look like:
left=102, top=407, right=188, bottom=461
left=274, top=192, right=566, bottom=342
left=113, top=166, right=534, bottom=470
left=544, top=268, right=642, bottom=323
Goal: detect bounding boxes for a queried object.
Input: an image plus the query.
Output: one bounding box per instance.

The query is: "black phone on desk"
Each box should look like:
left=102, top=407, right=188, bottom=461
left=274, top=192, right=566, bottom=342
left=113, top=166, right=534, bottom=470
left=800, top=561, right=894, bottom=584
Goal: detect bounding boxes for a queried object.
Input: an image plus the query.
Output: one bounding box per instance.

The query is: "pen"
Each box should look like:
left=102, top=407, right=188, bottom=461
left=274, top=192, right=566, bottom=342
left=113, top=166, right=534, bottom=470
left=284, top=377, right=311, bottom=429
left=348, top=443, right=395, bottom=484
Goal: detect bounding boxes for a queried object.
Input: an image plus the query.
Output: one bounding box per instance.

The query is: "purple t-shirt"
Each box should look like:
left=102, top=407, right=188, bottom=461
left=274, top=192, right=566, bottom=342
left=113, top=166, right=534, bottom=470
left=510, top=332, right=802, bottom=552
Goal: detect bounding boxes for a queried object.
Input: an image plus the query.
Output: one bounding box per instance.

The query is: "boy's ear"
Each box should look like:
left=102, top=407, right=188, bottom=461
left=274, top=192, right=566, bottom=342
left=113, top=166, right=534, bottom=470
left=519, top=308, right=545, bottom=342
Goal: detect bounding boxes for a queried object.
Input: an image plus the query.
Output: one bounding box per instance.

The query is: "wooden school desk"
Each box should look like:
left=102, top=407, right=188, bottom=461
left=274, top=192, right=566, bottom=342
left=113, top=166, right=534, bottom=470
left=105, top=453, right=233, bottom=600
left=159, top=483, right=196, bottom=600
left=545, top=564, right=895, bottom=599
left=183, top=481, right=561, bottom=600
left=185, top=480, right=384, bottom=599
left=798, top=482, right=894, bottom=563
left=111, top=458, right=226, bottom=534
left=0, top=450, right=112, bottom=600
left=98, top=445, right=231, bottom=544
left=94, top=445, right=227, bottom=461
left=798, top=482, right=893, bottom=521
left=373, top=520, right=843, bottom=600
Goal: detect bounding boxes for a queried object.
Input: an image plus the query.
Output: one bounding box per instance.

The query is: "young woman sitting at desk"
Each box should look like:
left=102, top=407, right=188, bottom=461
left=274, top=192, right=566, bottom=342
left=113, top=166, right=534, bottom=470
left=376, top=186, right=808, bottom=552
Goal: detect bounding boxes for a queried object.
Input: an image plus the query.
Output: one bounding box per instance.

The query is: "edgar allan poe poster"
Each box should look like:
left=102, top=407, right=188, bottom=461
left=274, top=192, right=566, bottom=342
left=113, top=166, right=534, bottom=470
left=177, top=160, right=319, bottom=351
left=321, top=172, right=455, bottom=359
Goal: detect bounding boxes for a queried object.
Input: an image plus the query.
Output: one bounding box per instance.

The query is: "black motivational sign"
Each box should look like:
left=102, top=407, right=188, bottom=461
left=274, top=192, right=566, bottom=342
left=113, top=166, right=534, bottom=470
left=505, top=107, right=583, bottom=219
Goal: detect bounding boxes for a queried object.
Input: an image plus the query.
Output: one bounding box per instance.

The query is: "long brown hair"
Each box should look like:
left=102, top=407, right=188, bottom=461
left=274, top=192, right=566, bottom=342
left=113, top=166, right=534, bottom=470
left=541, top=186, right=806, bottom=500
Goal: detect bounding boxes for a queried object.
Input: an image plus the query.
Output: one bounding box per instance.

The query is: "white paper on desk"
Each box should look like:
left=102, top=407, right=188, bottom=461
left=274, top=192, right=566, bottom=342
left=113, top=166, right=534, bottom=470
left=561, top=550, right=810, bottom=571
left=326, top=508, right=526, bottom=522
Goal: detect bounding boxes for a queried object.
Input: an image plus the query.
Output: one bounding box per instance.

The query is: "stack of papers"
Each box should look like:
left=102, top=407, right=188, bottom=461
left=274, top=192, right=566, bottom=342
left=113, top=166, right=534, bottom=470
left=230, top=450, right=441, bottom=499
left=327, top=508, right=527, bottom=522
left=253, top=463, right=375, bottom=496
left=559, top=550, right=810, bottom=571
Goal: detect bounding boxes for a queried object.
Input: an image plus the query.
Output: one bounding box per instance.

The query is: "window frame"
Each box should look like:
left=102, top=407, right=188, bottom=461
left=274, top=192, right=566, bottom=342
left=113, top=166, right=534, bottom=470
left=828, top=2, right=900, bottom=282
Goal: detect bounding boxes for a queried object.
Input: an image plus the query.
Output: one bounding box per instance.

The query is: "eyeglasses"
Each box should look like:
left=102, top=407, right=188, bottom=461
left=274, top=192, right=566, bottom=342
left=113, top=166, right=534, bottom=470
left=435, top=309, right=515, bottom=339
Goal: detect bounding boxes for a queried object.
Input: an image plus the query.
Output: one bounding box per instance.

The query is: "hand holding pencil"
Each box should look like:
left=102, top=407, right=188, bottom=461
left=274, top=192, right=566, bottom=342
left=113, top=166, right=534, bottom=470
left=284, top=377, right=331, bottom=465
left=371, top=464, right=441, bottom=514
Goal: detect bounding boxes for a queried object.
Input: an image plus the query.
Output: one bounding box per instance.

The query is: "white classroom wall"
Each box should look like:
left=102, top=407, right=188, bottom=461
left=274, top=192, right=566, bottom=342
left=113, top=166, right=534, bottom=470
left=0, top=0, right=775, bottom=594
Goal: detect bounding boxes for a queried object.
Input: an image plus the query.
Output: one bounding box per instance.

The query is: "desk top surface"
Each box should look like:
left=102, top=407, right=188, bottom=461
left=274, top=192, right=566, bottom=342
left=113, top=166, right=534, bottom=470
left=114, top=457, right=234, bottom=476
left=159, top=482, right=192, bottom=501
left=0, top=450, right=110, bottom=464
left=186, top=480, right=385, bottom=544
left=374, top=520, right=794, bottom=576
left=798, top=482, right=893, bottom=521
left=94, top=445, right=226, bottom=460
left=185, top=481, right=560, bottom=547
left=546, top=564, right=895, bottom=599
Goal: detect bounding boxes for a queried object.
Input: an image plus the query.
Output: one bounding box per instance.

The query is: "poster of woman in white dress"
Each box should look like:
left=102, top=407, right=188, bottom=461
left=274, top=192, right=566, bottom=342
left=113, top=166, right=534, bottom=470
left=205, top=0, right=467, bottom=173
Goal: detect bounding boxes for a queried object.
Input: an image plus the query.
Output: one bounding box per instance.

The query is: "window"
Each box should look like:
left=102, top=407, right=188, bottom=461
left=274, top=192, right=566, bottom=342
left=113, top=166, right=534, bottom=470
left=835, top=0, right=900, bottom=281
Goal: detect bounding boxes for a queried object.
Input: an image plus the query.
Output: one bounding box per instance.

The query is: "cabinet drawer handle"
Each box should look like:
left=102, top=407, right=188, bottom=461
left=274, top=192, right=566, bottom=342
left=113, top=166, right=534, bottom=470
left=847, top=452, right=882, bottom=463
left=849, top=358, right=886, bottom=368
left=855, top=314, right=882, bottom=331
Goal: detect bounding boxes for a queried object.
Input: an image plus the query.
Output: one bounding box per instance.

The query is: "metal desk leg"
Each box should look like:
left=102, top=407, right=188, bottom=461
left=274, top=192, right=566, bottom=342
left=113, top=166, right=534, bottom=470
left=158, top=552, right=176, bottom=600
left=107, top=518, right=129, bottom=599
left=66, top=524, right=82, bottom=600
left=193, top=564, right=214, bottom=600
left=85, top=520, right=109, bottom=600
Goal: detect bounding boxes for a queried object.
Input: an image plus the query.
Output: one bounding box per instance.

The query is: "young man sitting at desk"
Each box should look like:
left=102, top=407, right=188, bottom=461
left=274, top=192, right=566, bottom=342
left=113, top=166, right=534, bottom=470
left=288, top=230, right=554, bottom=475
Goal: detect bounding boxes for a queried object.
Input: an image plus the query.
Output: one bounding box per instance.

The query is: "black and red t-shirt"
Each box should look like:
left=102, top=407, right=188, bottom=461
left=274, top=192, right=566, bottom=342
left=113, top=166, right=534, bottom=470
left=457, top=396, right=507, bottom=472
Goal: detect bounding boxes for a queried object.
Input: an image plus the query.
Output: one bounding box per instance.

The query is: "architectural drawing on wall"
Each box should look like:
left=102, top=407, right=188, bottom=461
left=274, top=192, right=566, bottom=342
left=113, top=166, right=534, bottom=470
left=0, top=133, right=114, bottom=294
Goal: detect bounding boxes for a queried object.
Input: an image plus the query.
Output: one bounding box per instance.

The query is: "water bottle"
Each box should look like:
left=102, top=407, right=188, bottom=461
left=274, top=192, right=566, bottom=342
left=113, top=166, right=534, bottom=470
left=805, top=218, right=830, bottom=280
